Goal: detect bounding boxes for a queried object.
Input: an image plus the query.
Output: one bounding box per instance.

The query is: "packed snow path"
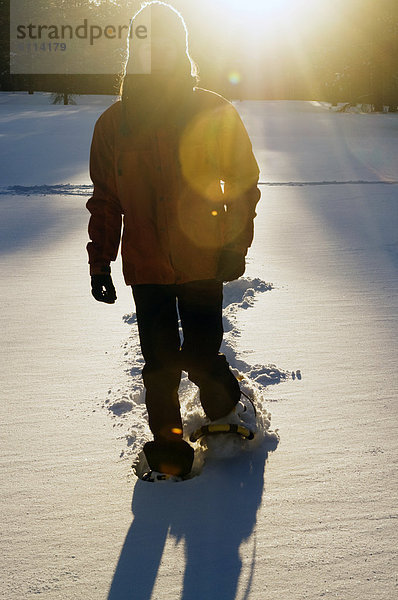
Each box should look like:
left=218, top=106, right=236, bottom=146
left=1, top=95, right=397, bottom=599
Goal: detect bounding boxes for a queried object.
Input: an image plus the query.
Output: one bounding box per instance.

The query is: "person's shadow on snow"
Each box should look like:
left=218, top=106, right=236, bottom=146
left=107, top=442, right=274, bottom=600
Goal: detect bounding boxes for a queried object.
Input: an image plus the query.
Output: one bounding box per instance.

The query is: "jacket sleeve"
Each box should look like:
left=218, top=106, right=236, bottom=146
left=218, top=103, right=261, bottom=253
left=86, top=112, right=123, bottom=275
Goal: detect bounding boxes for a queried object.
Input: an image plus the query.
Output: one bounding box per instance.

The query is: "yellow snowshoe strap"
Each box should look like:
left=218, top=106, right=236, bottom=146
left=190, top=423, right=255, bottom=443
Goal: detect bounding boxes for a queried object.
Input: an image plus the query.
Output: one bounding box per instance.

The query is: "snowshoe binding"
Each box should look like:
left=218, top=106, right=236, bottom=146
left=190, top=392, right=257, bottom=443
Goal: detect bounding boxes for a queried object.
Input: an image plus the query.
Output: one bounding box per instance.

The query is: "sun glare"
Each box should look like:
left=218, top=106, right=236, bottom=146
left=200, top=0, right=341, bottom=97
left=214, top=0, right=335, bottom=35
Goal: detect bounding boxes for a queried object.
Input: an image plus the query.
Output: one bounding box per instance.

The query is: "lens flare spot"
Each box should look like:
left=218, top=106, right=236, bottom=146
left=171, top=427, right=183, bottom=435
left=228, top=70, right=241, bottom=85
left=159, top=463, right=181, bottom=476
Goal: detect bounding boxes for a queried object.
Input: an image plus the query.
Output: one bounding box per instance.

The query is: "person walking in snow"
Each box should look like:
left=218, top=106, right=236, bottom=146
left=87, top=1, right=260, bottom=479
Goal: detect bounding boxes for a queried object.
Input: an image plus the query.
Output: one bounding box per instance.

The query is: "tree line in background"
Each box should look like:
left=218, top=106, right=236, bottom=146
left=0, top=0, right=397, bottom=109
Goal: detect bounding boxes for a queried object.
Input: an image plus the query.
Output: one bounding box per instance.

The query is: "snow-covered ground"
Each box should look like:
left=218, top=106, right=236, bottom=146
left=1, top=92, right=397, bottom=599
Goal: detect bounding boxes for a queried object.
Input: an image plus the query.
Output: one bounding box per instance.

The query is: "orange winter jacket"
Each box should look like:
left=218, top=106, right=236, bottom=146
left=87, top=87, right=260, bottom=285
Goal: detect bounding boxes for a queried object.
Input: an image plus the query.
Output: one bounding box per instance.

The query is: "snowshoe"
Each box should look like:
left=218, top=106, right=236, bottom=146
left=141, top=470, right=183, bottom=483
left=190, top=392, right=257, bottom=443
left=190, top=422, right=255, bottom=443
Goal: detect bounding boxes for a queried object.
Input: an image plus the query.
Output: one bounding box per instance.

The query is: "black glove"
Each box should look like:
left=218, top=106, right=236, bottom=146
left=216, top=248, right=246, bottom=282
left=91, top=274, right=117, bottom=304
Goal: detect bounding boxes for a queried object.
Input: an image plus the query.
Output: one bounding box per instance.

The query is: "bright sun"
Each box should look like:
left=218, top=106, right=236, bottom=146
left=215, top=0, right=334, bottom=35
left=203, top=0, right=340, bottom=94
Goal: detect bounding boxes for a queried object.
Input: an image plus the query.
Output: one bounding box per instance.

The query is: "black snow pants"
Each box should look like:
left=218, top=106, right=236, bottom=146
left=132, top=280, right=241, bottom=441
